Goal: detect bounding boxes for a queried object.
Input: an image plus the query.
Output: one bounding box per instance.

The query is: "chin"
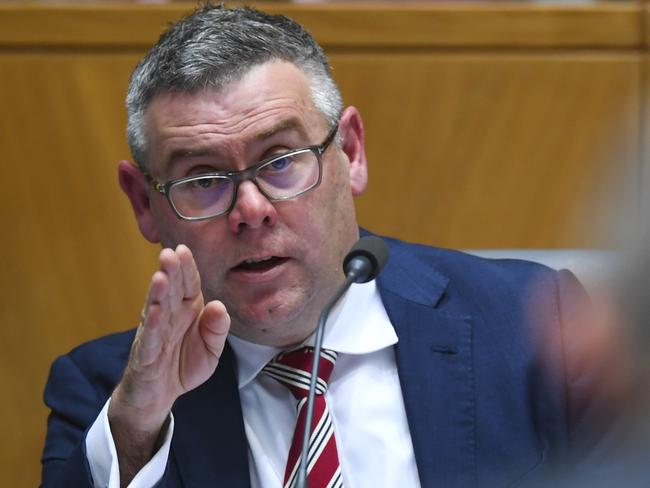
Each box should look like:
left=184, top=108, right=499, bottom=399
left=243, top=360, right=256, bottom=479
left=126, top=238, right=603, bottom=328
left=228, top=289, right=317, bottom=345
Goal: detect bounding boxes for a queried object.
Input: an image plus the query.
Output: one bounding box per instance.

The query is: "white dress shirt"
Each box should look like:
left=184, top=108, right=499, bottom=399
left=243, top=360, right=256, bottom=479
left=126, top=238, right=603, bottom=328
left=86, top=281, right=421, bottom=487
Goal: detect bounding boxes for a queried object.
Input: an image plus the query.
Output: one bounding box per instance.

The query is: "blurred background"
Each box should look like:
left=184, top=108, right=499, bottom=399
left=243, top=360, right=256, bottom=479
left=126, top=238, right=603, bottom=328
left=0, top=1, right=646, bottom=486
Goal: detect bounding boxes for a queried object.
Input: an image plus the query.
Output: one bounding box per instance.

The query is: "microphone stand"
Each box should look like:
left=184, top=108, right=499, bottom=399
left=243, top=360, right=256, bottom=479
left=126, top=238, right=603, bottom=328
left=294, top=235, right=387, bottom=488
left=296, top=272, right=356, bottom=488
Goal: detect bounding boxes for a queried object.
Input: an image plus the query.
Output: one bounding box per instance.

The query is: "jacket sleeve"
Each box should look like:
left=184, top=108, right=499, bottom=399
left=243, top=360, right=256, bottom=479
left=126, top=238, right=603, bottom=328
left=41, top=353, right=105, bottom=487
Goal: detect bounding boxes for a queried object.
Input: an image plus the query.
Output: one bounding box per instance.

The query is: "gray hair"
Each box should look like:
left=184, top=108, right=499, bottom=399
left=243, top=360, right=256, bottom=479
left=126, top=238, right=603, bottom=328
left=126, top=3, right=343, bottom=169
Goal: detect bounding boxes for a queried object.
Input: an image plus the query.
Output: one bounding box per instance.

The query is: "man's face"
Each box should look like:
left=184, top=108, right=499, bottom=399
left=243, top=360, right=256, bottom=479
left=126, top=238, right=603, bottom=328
left=127, top=60, right=367, bottom=347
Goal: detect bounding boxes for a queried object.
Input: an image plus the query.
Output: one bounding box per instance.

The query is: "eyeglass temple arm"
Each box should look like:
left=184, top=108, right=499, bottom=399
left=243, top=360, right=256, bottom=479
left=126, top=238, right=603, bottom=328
left=142, top=171, right=166, bottom=194
left=317, top=123, right=339, bottom=155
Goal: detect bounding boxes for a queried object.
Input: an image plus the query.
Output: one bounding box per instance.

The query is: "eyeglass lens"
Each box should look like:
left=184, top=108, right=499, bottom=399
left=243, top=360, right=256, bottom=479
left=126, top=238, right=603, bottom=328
left=169, top=149, right=320, bottom=218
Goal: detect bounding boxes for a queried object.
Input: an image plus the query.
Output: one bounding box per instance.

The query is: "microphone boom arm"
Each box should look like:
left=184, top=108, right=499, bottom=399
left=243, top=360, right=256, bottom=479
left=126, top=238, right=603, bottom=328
left=296, top=272, right=356, bottom=488
left=296, top=236, right=388, bottom=487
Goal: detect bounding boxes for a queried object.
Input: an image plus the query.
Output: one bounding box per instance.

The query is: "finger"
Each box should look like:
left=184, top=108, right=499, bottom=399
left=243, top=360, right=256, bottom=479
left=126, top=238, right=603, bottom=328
left=138, top=302, right=165, bottom=367
left=135, top=271, right=169, bottom=367
left=138, top=269, right=163, bottom=325
left=159, top=247, right=183, bottom=308
left=160, top=248, right=199, bottom=347
left=199, top=300, right=231, bottom=360
left=177, top=244, right=201, bottom=300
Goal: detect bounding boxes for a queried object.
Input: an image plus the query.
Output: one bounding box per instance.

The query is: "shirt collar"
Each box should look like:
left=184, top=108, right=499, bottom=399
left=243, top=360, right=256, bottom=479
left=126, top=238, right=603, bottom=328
left=227, top=280, right=397, bottom=389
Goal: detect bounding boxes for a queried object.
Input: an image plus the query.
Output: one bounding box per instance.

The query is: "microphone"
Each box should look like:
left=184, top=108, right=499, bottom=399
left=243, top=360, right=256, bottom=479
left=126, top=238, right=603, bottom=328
left=296, top=236, right=389, bottom=488
left=343, top=235, right=390, bottom=283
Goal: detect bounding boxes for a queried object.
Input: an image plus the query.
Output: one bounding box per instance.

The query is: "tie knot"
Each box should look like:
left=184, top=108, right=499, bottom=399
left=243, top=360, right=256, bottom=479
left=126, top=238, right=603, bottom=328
left=263, top=347, right=337, bottom=399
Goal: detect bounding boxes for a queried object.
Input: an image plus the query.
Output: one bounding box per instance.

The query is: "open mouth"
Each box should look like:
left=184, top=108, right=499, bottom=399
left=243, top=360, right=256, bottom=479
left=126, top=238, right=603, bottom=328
left=233, top=256, right=288, bottom=273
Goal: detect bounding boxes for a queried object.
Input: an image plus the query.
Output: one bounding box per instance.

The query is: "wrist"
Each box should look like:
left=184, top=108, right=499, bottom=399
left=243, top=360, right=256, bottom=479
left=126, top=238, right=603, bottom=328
left=107, top=390, right=172, bottom=484
left=108, top=383, right=172, bottom=436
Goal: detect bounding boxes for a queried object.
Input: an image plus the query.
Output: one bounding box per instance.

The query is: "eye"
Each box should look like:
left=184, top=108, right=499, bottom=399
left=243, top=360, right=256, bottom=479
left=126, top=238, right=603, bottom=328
left=191, top=177, right=216, bottom=189
left=267, top=156, right=293, bottom=172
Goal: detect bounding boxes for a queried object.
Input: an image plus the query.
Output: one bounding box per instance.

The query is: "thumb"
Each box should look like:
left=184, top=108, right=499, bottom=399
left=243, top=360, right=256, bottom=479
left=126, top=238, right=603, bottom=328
left=199, top=300, right=230, bottom=359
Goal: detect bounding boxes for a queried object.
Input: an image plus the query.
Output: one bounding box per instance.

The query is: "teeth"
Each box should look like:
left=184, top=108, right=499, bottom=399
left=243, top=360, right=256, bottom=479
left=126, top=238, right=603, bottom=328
left=244, top=256, right=273, bottom=264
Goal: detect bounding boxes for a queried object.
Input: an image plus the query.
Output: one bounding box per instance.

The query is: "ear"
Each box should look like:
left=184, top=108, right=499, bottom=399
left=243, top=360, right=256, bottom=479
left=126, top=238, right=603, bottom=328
left=118, top=160, right=161, bottom=243
left=338, top=106, right=368, bottom=196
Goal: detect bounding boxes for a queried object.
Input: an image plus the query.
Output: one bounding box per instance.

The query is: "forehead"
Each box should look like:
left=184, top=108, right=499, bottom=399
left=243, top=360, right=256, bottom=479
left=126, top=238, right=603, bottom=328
left=143, top=61, right=325, bottom=161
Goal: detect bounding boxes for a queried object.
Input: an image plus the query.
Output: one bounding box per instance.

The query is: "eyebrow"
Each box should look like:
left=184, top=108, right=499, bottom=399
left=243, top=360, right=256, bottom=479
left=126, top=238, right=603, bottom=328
left=253, top=118, right=301, bottom=141
left=166, top=147, right=215, bottom=169
left=163, top=118, right=306, bottom=173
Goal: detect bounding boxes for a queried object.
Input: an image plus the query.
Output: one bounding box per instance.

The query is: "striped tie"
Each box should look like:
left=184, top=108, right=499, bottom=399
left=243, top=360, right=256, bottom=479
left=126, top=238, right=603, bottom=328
left=264, top=347, right=343, bottom=488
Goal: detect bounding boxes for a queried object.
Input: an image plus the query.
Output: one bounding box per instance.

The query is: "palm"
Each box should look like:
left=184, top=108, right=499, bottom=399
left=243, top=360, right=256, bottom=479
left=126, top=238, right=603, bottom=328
left=114, top=245, right=229, bottom=431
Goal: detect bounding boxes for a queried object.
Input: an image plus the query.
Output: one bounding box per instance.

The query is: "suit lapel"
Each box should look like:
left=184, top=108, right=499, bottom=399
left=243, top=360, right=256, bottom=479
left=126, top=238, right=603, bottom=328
left=377, top=241, right=476, bottom=486
left=170, top=345, right=250, bottom=487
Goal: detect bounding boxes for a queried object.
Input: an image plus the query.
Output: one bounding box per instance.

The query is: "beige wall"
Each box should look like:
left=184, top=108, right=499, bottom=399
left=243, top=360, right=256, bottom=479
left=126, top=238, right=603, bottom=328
left=0, top=2, right=645, bottom=486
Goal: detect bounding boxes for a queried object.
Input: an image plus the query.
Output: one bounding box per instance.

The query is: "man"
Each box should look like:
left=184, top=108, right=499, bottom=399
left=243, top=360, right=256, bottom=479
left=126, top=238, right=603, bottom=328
left=41, top=5, right=609, bottom=488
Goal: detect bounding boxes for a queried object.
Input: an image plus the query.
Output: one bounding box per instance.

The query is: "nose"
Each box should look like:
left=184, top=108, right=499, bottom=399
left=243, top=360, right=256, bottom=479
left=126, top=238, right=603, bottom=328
left=227, top=180, right=278, bottom=233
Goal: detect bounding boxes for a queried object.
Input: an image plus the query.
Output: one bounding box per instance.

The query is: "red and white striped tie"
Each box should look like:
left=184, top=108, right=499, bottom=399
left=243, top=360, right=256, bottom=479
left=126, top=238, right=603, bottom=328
left=264, top=347, right=343, bottom=488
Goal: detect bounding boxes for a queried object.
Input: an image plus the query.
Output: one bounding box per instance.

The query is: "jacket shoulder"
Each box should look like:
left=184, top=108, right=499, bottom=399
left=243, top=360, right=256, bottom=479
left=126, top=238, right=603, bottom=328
left=45, top=328, right=136, bottom=408
left=380, top=235, right=560, bottom=305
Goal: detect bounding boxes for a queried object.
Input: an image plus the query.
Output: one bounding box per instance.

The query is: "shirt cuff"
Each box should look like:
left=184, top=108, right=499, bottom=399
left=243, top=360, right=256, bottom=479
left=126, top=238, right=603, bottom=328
left=85, top=397, right=174, bottom=488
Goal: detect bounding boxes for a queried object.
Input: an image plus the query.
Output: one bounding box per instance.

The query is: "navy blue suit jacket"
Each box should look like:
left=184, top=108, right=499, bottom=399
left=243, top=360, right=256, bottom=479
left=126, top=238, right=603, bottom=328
left=41, top=237, right=602, bottom=487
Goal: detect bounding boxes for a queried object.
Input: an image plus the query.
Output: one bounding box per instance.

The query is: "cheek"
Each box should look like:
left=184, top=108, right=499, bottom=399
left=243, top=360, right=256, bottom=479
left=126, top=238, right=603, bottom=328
left=183, top=227, right=233, bottom=298
left=299, top=163, right=359, bottom=266
left=320, top=159, right=357, bottom=231
left=149, top=202, right=181, bottom=248
left=151, top=205, right=226, bottom=257
left=179, top=222, right=229, bottom=259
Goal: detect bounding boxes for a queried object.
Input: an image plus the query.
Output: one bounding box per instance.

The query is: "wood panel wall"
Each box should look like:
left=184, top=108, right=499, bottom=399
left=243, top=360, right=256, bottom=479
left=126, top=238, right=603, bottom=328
left=0, top=2, right=645, bottom=486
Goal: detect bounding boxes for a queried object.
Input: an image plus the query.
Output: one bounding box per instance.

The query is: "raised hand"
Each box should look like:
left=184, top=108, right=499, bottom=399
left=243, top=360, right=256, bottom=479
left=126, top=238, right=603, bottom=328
left=108, top=244, right=230, bottom=485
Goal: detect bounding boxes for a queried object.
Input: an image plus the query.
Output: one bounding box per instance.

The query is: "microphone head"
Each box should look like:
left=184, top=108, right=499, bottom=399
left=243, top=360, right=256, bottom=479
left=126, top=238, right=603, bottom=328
left=342, top=236, right=390, bottom=283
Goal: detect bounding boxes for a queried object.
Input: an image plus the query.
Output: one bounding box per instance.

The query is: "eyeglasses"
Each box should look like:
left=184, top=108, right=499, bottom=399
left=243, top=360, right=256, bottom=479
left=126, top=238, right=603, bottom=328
left=143, top=124, right=338, bottom=221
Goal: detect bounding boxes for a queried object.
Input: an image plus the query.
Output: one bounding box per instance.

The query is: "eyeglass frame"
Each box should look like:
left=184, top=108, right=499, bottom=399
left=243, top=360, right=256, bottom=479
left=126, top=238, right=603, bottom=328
left=142, top=123, right=339, bottom=221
